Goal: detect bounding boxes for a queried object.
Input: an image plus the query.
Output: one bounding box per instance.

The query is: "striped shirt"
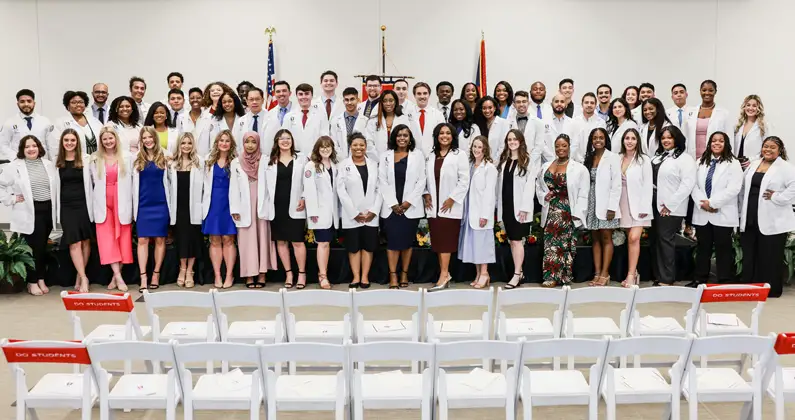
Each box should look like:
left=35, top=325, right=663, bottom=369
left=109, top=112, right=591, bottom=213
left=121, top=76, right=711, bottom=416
left=25, top=158, right=50, bottom=201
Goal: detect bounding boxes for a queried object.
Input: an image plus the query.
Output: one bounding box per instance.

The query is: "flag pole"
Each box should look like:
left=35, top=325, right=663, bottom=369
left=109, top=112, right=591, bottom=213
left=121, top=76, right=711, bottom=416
left=265, top=26, right=276, bottom=40
left=381, top=25, right=387, bottom=76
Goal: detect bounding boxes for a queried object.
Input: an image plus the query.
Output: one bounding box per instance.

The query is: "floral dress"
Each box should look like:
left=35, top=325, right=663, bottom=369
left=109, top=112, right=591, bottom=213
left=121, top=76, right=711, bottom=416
left=542, top=170, right=577, bottom=286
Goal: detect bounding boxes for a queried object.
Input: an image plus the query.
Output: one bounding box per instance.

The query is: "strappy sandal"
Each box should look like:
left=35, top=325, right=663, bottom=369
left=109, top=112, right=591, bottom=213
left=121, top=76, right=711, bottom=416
left=138, top=272, right=148, bottom=292
left=149, top=271, right=160, bottom=290
left=473, top=275, right=491, bottom=289
left=284, top=269, right=294, bottom=289
left=185, top=271, right=195, bottom=288
left=399, top=271, right=410, bottom=288
left=318, top=274, right=332, bottom=290
left=296, top=271, right=307, bottom=290
left=389, top=272, right=400, bottom=289
left=177, top=268, right=186, bottom=287
left=254, top=274, right=266, bottom=288
left=246, top=278, right=257, bottom=289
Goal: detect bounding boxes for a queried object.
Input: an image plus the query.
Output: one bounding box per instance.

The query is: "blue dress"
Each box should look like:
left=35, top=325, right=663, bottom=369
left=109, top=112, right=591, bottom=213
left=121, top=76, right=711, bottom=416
left=202, top=163, right=237, bottom=236
left=458, top=165, right=496, bottom=264
left=136, top=162, right=169, bottom=237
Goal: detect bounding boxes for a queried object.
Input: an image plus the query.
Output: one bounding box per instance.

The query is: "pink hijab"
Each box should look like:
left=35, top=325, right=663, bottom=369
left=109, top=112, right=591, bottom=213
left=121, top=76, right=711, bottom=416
left=240, top=131, right=261, bottom=181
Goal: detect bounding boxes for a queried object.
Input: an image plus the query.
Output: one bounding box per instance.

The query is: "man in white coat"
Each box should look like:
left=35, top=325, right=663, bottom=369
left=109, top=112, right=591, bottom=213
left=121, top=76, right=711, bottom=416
left=572, top=92, right=607, bottom=162
left=167, top=89, right=186, bottom=127
left=407, top=82, right=446, bottom=156
left=596, top=84, right=612, bottom=121
left=530, top=81, right=552, bottom=121
left=541, top=94, right=577, bottom=162
left=666, top=83, right=695, bottom=131
left=262, top=80, right=294, bottom=151
left=90, top=83, right=110, bottom=124
left=0, top=89, right=53, bottom=161
left=129, top=76, right=149, bottom=124
left=236, top=87, right=269, bottom=154
left=358, top=75, right=381, bottom=118
left=331, top=87, right=366, bottom=159
left=506, top=91, right=544, bottom=169
left=435, top=81, right=454, bottom=121
left=313, top=70, right=344, bottom=123
left=281, top=83, right=329, bottom=153
left=394, top=79, right=417, bottom=115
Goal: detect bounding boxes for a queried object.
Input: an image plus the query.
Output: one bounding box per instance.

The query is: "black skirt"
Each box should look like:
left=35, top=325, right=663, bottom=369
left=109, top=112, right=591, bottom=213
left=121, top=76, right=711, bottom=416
left=501, top=160, right=530, bottom=241
left=271, top=160, right=306, bottom=242
left=174, top=171, right=202, bottom=259
left=59, top=163, right=94, bottom=246
left=382, top=214, right=420, bottom=251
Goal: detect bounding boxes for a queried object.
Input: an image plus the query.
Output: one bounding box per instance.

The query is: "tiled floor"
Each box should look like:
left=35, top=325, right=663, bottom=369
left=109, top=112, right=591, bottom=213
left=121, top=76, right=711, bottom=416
left=2, top=280, right=793, bottom=419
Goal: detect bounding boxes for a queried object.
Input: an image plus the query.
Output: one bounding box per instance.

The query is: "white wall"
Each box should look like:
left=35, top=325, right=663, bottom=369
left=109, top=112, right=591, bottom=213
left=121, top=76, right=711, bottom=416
left=0, top=0, right=792, bottom=144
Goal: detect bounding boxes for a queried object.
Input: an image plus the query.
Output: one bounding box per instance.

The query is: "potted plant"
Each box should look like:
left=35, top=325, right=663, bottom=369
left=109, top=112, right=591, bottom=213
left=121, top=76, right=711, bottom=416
left=0, top=231, right=35, bottom=294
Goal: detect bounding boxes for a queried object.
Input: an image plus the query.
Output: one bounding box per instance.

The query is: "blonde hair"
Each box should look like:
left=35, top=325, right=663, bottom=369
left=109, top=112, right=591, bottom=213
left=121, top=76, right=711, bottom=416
left=172, top=132, right=200, bottom=171
left=134, top=126, right=167, bottom=171
left=94, top=125, right=127, bottom=178
left=735, top=94, right=767, bottom=138
left=206, top=129, right=238, bottom=171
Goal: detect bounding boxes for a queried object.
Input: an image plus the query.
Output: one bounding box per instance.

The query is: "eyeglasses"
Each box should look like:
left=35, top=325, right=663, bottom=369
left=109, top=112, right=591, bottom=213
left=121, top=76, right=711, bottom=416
left=69, top=100, right=86, bottom=105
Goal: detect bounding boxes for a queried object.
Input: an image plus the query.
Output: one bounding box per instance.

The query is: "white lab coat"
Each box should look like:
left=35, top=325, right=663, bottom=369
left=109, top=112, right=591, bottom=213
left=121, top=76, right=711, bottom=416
left=740, top=157, right=795, bottom=235
left=177, top=111, right=210, bottom=141
left=541, top=116, right=577, bottom=162
left=485, top=117, right=511, bottom=162
left=631, top=106, right=642, bottom=125
left=357, top=100, right=380, bottom=119
left=407, top=106, right=446, bottom=157
left=0, top=113, right=54, bottom=161
left=733, top=121, right=771, bottom=161
left=160, top=128, right=181, bottom=156
left=261, top=105, right=290, bottom=155
left=455, top=124, right=481, bottom=154
left=303, top=160, right=339, bottom=230
left=199, top=115, right=244, bottom=156
left=90, top=155, right=134, bottom=225
left=536, top=160, right=590, bottom=229
left=364, top=115, right=409, bottom=162
left=261, top=154, right=308, bottom=221
left=639, top=121, right=671, bottom=157
left=136, top=101, right=151, bottom=124
left=496, top=158, right=537, bottom=224
left=168, top=158, right=205, bottom=225
left=312, top=95, right=345, bottom=122
left=665, top=105, right=696, bottom=131
left=132, top=160, right=171, bottom=223
left=621, top=154, right=654, bottom=221
left=200, top=159, right=241, bottom=225
left=531, top=102, right=553, bottom=121
left=400, top=100, right=417, bottom=116
left=235, top=110, right=270, bottom=155
left=50, top=114, right=103, bottom=161
left=54, top=154, right=93, bottom=224
left=690, top=158, right=743, bottom=227
left=0, top=158, right=58, bottom=234
left=572, top=114, right=607, bottom=163
left=330, top=112, right=367, bottom=159
left=506, top=114, right=544, bottom=170
left=337, top=157, right=382, bottom=229
left=107, top=121, right=141, bottom=154
left=591, top=151, right=623, bottom=220
left=228, top=157, right=264, bottom=228
left=684, top=107, right=734, bottom=159
left=436, top=102, right=452, bottom=121
left=608, top=119, right=639, bottom=154
left=653, top=151, right=697, bottom=217
left=378, top=149, right=426, bottom=219
left=281, top=104, right=330, bottom=153
left=465, top=161, right=497, bottom=230
left=425, top=149, right=470, bottom=220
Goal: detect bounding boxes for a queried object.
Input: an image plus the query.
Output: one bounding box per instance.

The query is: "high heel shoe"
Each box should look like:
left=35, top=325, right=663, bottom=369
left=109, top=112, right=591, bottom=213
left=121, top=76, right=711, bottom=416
left=388, top=272, right=399, bottom=289
left=428, top=275, right=452, bottom=292
left=399, top=271, right=410, bottom=288
left=284, top=269, right=294, bottom=289
left=149, top=271, right=160, bottom=290
left=473, top=275, right=491, bottom=289
left=185, top=271, right=195, bottom=288
left=177, top=268, right=186, bottom=287
left=296, top=271, right=307, bottom=290
left=138, top=272, right=148, bottom=293
left=591, top=275, right=610, bottom=287
left=504, top=272, right=525, bottom=290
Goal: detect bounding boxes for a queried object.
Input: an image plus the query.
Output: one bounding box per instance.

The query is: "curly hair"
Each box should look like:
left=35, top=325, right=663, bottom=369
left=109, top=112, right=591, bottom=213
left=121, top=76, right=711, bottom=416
left=735, top=94, right=767, bottom=138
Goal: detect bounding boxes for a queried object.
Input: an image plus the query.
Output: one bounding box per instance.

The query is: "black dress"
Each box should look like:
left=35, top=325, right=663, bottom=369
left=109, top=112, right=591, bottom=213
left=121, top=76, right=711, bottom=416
left=59, top=160, right=94, bottom=246
left=271, top=160, right=305, bottom=242
left=174, top=170, right=202, bottom=258
left=382, top=155, right=420, bottom=251
left=502, top=160, right=530, bottom=240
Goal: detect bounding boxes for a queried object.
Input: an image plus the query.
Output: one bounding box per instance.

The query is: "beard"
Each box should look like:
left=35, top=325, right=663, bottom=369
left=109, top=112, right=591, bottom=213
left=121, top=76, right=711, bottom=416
left=553, top=106, right=565, bottom=114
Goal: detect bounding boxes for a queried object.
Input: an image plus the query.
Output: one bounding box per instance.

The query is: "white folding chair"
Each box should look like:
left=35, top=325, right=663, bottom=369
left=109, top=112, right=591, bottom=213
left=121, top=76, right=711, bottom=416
left=349, top=341, right=435, bottom=420
left=352, top=288, right=422, bottom=343
left=2, top=339, right=102, bottom=420
left=600, top=335, right=694, bottom=420
left=434, top=340, right=523, bottom=420
left=743, top=332, right=795, bottom=420
left=694, top=283, right=769, bottom=338
left=143, top=290, right=217, bottom=343
left=61, top=291, right=151, bottom=374
left=424, top=288, right=494, bottom=368
left=495, top=286, right=568, bottom=371
left=259, top=342, right=348, bottom=420
left=519, top=337, right=609, bottom=420
left=681, top=335, right=774, bottom=420
left=173, top=342, right=264, bottom=420
left=628, top=286, right=701, bottom=337
left=87, top=341, right=181, bottom=420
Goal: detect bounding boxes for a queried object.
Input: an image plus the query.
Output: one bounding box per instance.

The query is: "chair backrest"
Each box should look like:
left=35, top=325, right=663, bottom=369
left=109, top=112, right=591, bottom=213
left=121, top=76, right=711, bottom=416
left=1, top=339, right=91, bottom=367
left=423, top=287, right=495, bottom=310
left=282, top=289, right=353, bottom=313
left=697, top=283, right=769, bottom=333
left=520, top=337, right=610, bottom=362
left=435, top=340, right=523, bottom=365
left=604, top=336, right=694, bottom=361
left=348, top=341, right=435, bottom=365
left=496, top=286, right=568, bottom=309
left=259, top=342, right=347, bottom=365
left=173, top=342, right=263, bottom=373
left=688, top=335, right=774, bottom=358
left=212, top=289, right=285, bottom=311
left=565, top=285, right=637, bottom=307
left=352, top=289, right=423, bottom=313
left=633, top=286, right=702, bottom=307
left=86, top=340, right=178, bottom=375
left=61, top=291, right=146, bottom=339
left=143, top=290, right=216, bottom=310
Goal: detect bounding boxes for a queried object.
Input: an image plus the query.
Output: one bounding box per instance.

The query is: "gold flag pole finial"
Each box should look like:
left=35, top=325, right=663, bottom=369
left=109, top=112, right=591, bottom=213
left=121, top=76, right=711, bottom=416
left=481, top=29, right=484, bottom=40
left=264, top=27, right=276, bottom=41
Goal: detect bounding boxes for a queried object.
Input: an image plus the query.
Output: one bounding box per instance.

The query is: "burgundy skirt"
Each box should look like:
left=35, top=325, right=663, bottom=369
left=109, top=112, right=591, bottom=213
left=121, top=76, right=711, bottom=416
left=428, top=217, right=461, bottom=253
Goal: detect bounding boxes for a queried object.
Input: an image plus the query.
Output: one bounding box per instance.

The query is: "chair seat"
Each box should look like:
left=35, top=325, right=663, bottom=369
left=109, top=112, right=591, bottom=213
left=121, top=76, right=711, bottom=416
left=503, top=318, right=555, bottom=338
left=360, top=371, right=426, bottom=408
left=275, top=374, right=340, bottom=402
left=443, top=369, right=508, bottom=408
left=293, top=321, right=348, bottom=342
left=26, top=372, right=108, bottom=408
left=432, top=320, right=484, bottom=340
left=765, top=367, right=795, bottom=399
left=227, top=320, right=280, bottom=341
left=109, top=374, right=172, bottom=401
left=570, top=317, right=622, bottom=337
left=695, top=313, right=752, bottom=336
left=360, top=320, right=415, bottom=341
left=681, top=368, right=752, bottom=402
left=160, top=321, right=212, bottom=341
left=606, top=368, right=672, bottom=401
left=193, top=371, right=258, bottom=401
left=85, top=324, right=152, bottom=341
left=526, top=370, right=590, bottom=397
left=635, top=316, right=686, bottom=336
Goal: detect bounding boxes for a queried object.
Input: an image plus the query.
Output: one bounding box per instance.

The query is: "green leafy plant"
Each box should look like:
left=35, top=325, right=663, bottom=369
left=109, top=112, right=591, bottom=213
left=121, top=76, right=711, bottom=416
left=783, top=232, right=795, bottom=283
left=0, top=232, right=35, bottom=284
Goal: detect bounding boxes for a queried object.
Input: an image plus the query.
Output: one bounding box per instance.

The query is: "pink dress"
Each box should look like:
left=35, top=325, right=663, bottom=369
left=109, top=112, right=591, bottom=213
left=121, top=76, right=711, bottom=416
left=695, top=118, right=709, bottom=159
left=237, top=179, right=277, bottom=277
left=619, top=174, right=651, bottom=228
left=96, top=163, right=133, bottom=265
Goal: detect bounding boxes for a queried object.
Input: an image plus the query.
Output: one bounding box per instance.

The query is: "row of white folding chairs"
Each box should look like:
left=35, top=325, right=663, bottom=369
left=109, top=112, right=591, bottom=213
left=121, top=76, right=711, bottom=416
left=3, top=334, right=783, bottom=420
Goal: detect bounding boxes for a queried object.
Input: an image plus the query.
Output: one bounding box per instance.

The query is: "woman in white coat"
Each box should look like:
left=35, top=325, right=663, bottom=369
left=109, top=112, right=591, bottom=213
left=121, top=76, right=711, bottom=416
left=107, top=96, right=142, bottom=154
left=169, top=133, right=204, bottom=288
left=200, top=91, right=245, bottom=157
left=0, top=135, right=57, bottom=295
left=303, top=136, right=339, bottom=290
left=201, top=129, right=239, bottom=289
left=91, top=126, right=133, bottom=292
left=606, top=98, right=639, bottom=154
left=473, top=96, right=510, bottom=161
left=448, top=99, right=481, bottom=152
left=536, top=134, right=589, bottom=288
left=496, top=129, right=536, bottom=289
left=740, top=136, right=795, bottom=298
left=583, top=128, right=622, bottom=286
left=364, top=90, right=408, bottom=161
left=263, top=129, right=308, bottom=289
left=690, top=132, right=743, bottom=286
left=338, top=133, right=382, bottom=288
left=54, top=129, right=94, bottom=293
left=378, top=125, right=426, bottom=289
left=424, top=123, right=470, bottom=291
left=639, top=98, right=673, bottom=155
left=618, top=128, right=653, bottom=287
left=459, top=136, right=498, bottom=289
left=684, top=80, right=735, bottom=160
left=49, top=91, right=103, bottom=159
left=733, top=94, right=770, bottom=170
left=143, top=102, right=179, bottom=156
left=650, top=126, right=696, bottom=286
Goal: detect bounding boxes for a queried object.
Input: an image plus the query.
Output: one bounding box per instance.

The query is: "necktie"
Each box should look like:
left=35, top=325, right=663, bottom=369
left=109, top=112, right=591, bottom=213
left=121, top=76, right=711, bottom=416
left=325, top=99, right=332, bottom=118
left=345, top=115, right=355, bottom=136
left=536, top=104, right=542, bottom=119
left=442, top=106, right=448, bottom=120
left=172, top=111, right=178, bottom=126
left=302, top=110, right=309, bottom=128
left=98, top=107, right=105, bottom=124
left=24, top=117, right=32, bottom=130
left=252, top=115, right=259, bottom=133
left=705, top=159, right=717, bottom=198
left=278, top=107, right=287, bottom=125
left=419, top=109, right=426, bottom=133
left=678, top=109, right=683, bottom=127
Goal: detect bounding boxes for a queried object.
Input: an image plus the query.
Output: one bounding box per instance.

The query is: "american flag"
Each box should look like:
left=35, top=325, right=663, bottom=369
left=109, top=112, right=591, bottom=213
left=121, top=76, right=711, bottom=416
left=266, top=38, right=277, bottom=110
left=475, top=37, right=487, bottom=97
